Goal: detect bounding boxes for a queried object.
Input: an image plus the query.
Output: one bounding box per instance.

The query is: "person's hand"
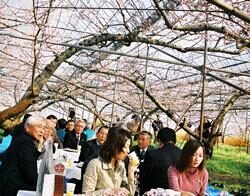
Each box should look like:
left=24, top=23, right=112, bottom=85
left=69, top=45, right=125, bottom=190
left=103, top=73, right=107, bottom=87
left=113, top=187, right=129, bottom=195
left=36, top=137, right=44, bottom=152
left=128, top=160, right=139, bottom=180
left=180, top=191, right=195, bottom=196
left=128, top=152, right=140, bottom=167
left=39, top=136, right=44, bottom=145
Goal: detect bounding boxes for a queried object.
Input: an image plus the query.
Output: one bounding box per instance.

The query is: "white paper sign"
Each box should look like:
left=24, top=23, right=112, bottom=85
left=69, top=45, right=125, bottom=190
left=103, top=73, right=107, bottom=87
left=42, top=174, right=55, bottom=196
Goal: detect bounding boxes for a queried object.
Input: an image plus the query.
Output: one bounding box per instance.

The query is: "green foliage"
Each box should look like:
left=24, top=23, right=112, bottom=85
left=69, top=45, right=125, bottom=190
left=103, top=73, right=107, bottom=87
left=133, top=138, right=250, bottom=191
left=206, top=144, right=250, bottom=191
left=207, top=144, right=249, bottom=176
left=0, top=128, right=4, bottom=142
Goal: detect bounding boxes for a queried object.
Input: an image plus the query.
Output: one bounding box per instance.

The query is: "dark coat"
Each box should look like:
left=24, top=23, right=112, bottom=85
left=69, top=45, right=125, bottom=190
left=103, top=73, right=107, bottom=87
left=130, top=145, right=154, bottom=161
left=63, top=131, right=87, bottom=150
left=78, top=139, right=100, bottom=165
left=124, top=145, right=154, bottom=179
left=139, top=143, right=181, bottom=195
left=0, top=132, right=41, bottom=196
left=73, top=139, right=101, bottom=194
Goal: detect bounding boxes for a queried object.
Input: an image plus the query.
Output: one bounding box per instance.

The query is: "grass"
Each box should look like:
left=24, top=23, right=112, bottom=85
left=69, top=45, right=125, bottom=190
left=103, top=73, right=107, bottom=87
left=135, top=138, right=250, bottom=192
left=160, top=141, right=249, bottom=192
left=206, top=144, right=250, bottom=192
left=206, top=144, right=249, bottom=176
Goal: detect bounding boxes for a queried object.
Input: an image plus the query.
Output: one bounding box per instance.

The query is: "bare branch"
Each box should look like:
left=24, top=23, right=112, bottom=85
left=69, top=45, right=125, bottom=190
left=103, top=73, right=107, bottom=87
left=206, top=0, right=250, bottom=23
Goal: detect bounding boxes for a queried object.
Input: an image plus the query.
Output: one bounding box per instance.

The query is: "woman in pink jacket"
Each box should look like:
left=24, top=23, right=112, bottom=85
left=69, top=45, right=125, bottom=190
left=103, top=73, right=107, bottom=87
left=168, top=140, right=208, bottom=196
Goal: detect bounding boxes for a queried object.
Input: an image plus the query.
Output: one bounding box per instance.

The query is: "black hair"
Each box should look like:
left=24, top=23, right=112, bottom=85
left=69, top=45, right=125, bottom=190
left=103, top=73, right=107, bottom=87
left=100, top=127, right=131, bottom=163
left=176, top=140, right=206, bottom=172
left=46, top=115, right=57, bottom=120
left=157, top=127, right=176, bottom=144
left=97, top=125, right=109, bottom=133
left=57, top=118, right=67, bottom=129
left=23, top=113, right=32, bottom=123
left=66, top=119, right=75, bottom=124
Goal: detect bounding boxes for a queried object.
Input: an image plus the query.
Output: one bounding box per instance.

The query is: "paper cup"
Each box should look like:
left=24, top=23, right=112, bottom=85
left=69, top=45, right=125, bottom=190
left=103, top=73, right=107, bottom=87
left=66, top=183, right=76, bottom=196
left=128, top=151, right=139, bottom=166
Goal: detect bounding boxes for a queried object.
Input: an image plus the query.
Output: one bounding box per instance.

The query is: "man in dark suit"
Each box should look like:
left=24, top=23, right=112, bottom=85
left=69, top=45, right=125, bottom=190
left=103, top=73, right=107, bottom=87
left=131, top=131, right=154, bottom=162
left=73, top=126, right=109, bottom=193
left=79, top=126, right=109, bottom=167
left=139, top=127, right=181, bottom=195
left=0, top=116, right=45, bottom=196
left=63, top=119, right=87, bottom=149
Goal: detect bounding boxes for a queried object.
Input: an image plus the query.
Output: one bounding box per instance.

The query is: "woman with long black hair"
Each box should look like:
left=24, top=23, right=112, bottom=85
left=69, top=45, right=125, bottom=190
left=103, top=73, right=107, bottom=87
left=168, top=140, right=209, bottom=196
left=82, top=127, right=137, bottom=195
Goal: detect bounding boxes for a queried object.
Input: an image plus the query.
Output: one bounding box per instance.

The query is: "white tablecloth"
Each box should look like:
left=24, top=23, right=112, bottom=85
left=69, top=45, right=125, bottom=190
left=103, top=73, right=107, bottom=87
left=65, top=163, right=81, bottom=180
left=55, top=149, right=80, bottom=162
left=37, top=149, right=81, bottom=180
left=55, top=149, right=81, bottom=180
left=17, top=191, right=36, bottom=196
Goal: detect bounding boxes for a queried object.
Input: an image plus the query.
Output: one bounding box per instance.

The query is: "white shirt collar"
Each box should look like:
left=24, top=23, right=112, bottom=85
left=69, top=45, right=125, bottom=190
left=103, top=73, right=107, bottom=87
left=140, top=147, right=148, bottom=152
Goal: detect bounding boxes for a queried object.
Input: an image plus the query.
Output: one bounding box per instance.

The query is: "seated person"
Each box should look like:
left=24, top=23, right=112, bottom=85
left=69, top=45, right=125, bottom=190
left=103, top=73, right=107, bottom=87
left=46, top=115, right=63, bottom=149
left=65, top=119, right=75, bottom=132
left=63, top=119, right=87, bottom=149
left=168, top=140, right=209, bottom=196
left=79, top=126, right=109, bottom=171
left=82, top=127, right=138, bottom=195
left=131, top=131, right=154, bottom=162
left=0, top=116, right=45, bottom=196
left=72, top=126, right=109, bottom=193
left=56, top=118, right=67, bottom=142
left=139, top=127, right=181, bottom=194
left=83, top=119, right=96, bottom=141
left=38, top=119, right=58, bottom=155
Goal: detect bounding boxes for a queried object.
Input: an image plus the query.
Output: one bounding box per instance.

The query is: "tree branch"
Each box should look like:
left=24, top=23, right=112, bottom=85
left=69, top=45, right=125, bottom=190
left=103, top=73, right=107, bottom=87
left=206, top=0, right=250, bottom=24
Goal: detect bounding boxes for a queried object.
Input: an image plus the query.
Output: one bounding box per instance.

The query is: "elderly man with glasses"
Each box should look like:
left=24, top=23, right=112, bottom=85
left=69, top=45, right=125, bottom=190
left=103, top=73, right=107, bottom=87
left=0, top=115, right=46, bottom=196
left=63, top=119, right=87, bottom=150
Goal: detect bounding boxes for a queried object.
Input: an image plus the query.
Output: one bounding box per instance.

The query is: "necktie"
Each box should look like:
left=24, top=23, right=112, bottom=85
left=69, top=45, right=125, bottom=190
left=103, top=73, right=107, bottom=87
left=140, top=149, right=146, bottom=159
left=76, top=134, right=80, bottom=144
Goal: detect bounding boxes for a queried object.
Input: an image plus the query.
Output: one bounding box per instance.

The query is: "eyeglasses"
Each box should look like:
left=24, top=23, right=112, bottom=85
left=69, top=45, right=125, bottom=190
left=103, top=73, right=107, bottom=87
left=34, top=124, right=46, bottom=129
left=44, top=126, right=54, bottom=130
left=75, top=124, right=84, bottom=128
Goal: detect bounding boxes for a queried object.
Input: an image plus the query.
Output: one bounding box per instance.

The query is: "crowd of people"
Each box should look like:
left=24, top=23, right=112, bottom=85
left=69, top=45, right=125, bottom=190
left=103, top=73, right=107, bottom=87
left=0, top=113, right=209, bottom=196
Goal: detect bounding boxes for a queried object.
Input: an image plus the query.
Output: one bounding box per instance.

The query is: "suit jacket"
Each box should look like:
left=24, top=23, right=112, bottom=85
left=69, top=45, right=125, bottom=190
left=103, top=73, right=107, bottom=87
left=0, top=132, right=41, bottom=196
left=139, top=143, right=181, bottom=195
left=63, top=131, right=87, bottom=150
left=124, top=145, right=154, bottom=178
left=79, top=139, right=100, bottom=163
left=130, top=145, right=154, bottom=161
left=78, top=139, right=101, bottom=173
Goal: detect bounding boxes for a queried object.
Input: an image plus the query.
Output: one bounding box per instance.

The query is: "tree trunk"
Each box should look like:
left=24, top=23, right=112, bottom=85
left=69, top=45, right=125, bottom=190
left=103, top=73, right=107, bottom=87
left=206, top=92, right=245, bottom=158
